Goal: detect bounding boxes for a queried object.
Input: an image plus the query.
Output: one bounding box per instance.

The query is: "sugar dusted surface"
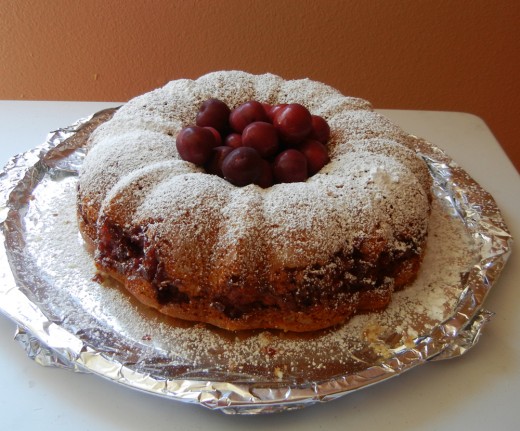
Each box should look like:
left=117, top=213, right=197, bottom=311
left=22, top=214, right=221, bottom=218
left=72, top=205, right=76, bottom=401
left=80, top=71, right=432, bottom=273
left=26, top=171, right=475, bottom=380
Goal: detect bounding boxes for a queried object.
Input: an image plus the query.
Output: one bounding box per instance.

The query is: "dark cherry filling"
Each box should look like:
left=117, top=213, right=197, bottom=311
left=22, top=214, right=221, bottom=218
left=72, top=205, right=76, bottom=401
left=98, top=222, right=191, bottom=306
left=156, top=282, right=190, bottom=305
left=97, top=220, right=422, bottom=319
left=211, top=298, right=269, bottom=320
left=97, top=223, right=146, bottom=274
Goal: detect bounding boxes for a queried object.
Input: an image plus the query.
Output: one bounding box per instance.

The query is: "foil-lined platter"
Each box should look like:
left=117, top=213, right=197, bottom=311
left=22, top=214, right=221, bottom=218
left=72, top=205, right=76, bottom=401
left=0, top=109, right=512, bottom=414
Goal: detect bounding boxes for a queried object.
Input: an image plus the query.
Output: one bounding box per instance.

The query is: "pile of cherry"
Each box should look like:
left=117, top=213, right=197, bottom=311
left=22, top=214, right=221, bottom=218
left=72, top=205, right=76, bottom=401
left=175, top=98, right=331, bottom=187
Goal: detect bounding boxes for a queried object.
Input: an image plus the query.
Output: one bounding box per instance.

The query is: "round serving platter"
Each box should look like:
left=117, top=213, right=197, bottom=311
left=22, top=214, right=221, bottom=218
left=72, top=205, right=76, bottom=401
left=0, top=109, right=512, bottom=414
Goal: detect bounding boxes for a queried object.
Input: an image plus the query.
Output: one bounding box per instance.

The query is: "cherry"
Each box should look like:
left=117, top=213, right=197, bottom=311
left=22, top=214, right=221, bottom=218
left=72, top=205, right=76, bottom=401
left=229, top=101, right=269, bottom=133
left=176, top=126, right=218, bottom=165
left=261, top=102, right=272, bottom=116
left=273, top=149, right=308, bottom=183
left=299, top=139, right=330, bottom=175
left=254, top=159, right=274, bottom=188
left=267, top=103, right=287, bottom=122
left=221, top=147, right=262, bottom=186
left=273, top=103, right=312, bottom=145
left=310, top=115, right=330, bottom=144
left=225, top=132, right=243, bottom=149
left=242, top=121, right=279, bottom=158
left=196, top=98, right=231, bottom=134
left=205, top=146, right=234, bottom=177
left=204, top=126, right=222, bottom=146
left=178, top=98, right=330, bottom=187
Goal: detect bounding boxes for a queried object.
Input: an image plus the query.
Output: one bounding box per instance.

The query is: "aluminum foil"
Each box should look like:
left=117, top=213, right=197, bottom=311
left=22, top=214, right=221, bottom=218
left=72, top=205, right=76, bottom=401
left=0, top=109, right=512, bottom=414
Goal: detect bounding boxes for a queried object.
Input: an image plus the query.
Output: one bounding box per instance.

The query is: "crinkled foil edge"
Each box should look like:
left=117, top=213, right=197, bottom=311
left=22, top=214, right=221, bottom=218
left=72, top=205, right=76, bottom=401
left=0, top=110, right=513, bottom=414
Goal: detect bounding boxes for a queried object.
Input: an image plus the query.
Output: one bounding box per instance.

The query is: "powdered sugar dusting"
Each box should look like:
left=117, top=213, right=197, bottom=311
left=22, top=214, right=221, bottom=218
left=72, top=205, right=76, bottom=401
left=25, top=175, right=475, bottom=380
left=79, top=71, right=432, bottom=275
left=80, top=130, right=179, bottom=214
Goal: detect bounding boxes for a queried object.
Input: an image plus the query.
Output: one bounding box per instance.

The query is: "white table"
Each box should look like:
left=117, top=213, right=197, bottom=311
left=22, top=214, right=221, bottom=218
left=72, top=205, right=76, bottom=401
left=1, top=101, right=518, bottom=430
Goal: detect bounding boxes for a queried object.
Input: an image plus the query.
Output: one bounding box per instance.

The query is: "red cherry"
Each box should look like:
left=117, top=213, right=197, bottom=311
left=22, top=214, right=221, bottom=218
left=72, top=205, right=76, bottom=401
left=267, top=103, right=288, bottom=122
left=273, top=149, right=308, bottom=183
left=224, top=132, right=243, bottom=149
left=310, top=115, right=331, bottom=144
left=196, top=98, right=231, bottom=134
left=242, top=121, right=279, bottom=158
left=229, top=101, right=269, bottom=133
left=221, top=147, right=262, bottom=187
left=204, top=126, right=222, bottom=146
left=254, top=159, right=274, bottom=188
left=261, top=102, right=272, bottom=116
left=273, top=103, right=312, bottom=145
left=205, top=146, right=234, bottom=177
left=299, top=139, right=330, bottom=175
left=176, top=126, right=218, bottom=165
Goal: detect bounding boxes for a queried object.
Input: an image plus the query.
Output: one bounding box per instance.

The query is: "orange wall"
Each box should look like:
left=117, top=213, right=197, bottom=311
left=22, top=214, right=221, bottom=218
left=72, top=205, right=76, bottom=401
left=1, top=0, right=519, bottom=171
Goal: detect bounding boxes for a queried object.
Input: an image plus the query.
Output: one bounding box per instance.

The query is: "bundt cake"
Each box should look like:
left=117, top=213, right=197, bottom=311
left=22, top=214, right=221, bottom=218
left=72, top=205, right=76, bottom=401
left=77, top=71, right=432, bottom=332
